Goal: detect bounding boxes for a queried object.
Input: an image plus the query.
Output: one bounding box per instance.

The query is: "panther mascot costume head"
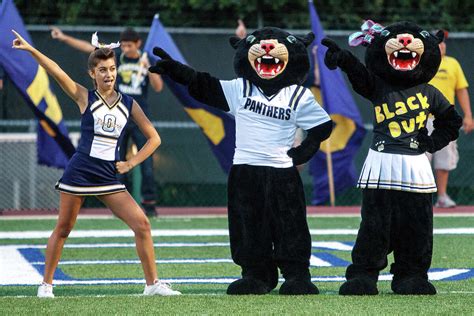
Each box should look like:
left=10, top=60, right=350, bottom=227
left=149, top=27, right=333, bottom=295
left=322, top=21, right=462, bottom=295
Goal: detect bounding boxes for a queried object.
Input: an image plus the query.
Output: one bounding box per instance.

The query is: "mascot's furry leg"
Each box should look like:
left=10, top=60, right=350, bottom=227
left=226, top=165, right=318, bottom=295
left=389, top=191, right=436, bottom=295
left=226, top=165, right=279, bottom=295
left=339, top=189, right=436, bottom=295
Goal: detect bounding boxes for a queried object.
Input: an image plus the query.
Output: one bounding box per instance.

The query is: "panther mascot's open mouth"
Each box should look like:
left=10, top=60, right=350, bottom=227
left=385, top=33, right=424, bottom=71
left=248, top=39, right=289, bottom=79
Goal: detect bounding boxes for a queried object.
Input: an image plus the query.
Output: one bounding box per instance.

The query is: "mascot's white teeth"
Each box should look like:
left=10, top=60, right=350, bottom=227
left=254, top=54, right=286, bottom=79
left=389, top=49, right=420, bottom=71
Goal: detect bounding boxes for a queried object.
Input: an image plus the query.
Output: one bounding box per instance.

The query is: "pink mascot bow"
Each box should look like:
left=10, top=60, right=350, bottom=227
left=348, top=20, right=385, bottom=47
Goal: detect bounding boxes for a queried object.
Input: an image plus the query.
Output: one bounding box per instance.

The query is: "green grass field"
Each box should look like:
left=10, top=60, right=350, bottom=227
left=1, top=216, right=473, bottom=315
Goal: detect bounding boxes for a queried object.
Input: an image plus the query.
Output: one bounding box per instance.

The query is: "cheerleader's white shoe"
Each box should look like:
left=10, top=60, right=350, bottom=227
left=37, top=282, right=54, bottom=298
left=143, top=280, right=181, bottom=296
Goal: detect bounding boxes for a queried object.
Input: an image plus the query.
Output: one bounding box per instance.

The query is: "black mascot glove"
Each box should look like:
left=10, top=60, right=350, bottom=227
left=149, top=47, right=196, bottom=85
left=417, top=127, right=435, bottom=153
left=321, top=38, right=358, bottom=71
left=287, top=142, right=321, bottom=166
left=287, top=121, right=333, bottom=166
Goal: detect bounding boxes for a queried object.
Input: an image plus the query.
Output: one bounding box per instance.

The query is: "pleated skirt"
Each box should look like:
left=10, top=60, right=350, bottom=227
left=357, top=149, right=436, bottom=193
left=55, top=152, right=126, bottom=196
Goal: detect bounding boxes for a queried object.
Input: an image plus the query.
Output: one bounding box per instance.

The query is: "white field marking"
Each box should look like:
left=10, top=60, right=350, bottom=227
left=310, top=255, right=332, bottom=267
left=29, top=258, right=235, bottom=265
left=29, top=256, right=336, bottom=267
left=0, top=248, right=43, bottom=285
left=374, top=269, right=471, bottom=281
left=0, top=242, right=230, bottom=249
left=314, top=242, right=353, bottom=251
left=4, top=269, right=472, bottom=286
left=0, top=215, right=229, bottom=220
left=1, top=228, right=473, bottom=239
left=426, top=269, right=471, bottom=281
left=1, top=241, right=352, bottom=251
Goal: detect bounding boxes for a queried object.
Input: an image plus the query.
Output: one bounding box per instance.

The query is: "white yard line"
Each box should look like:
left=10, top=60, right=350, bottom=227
left=28, top=258, right=235, bottom=265
left=1, top=241, right=352, bottom=251
left=0, top=228, right=473, bottom=239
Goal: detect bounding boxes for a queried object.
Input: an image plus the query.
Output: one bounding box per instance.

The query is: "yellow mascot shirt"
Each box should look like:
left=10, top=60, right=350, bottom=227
left=429, top=56, right=469, bottom=105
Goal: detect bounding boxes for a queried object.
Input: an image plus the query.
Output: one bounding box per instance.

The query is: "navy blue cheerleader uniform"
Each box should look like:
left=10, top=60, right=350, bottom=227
left=56, top=90, right=134, bottom=195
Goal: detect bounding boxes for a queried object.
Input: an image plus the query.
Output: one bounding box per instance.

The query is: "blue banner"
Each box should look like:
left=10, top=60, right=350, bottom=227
left=0, top=0, right=74, bottom=168
left=144, top=14, right=235, bottom=172
left=308, top=1, right=366, bottom=205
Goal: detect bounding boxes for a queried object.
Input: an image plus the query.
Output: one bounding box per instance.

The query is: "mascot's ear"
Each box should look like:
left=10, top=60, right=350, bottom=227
left=434, top=30, right=445, bottom=44
left=229, top=36, right=242, bottom=49
left=299, top=32, right=315, bottom=47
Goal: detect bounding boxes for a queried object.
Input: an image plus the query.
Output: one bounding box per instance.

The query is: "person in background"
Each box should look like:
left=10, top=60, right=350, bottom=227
left=428, top=29, right=473, bottom=208
left=235, top=19, right=247, bottom=40
left=51, top=27, right=163, bottom=216
left=0, top=66, right=4, bottom=90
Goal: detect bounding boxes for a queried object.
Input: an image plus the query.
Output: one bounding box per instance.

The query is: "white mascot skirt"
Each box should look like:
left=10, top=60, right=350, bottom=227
left=357, top=149, right=437, bottom=193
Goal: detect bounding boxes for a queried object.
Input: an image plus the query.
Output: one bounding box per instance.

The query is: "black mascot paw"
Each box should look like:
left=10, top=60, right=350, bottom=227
left=321, top=38, right=355, bottom=70
left=417, top=128, right=435, bottom=153
left=391, top=276, right=437, bottom=295
left=287, top=143, right=320, bottom=166
left=279, top=279, right=319, bottom=295
left=339, top=277, right=379, bottom=295
left=149, top=47, right=196, bottom=85
left=226, top=278, right=272, bottom=295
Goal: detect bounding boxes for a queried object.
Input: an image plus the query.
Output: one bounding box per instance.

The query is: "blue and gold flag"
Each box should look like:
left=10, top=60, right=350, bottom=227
left=0, top=0, right=74, bottom=168
left=144, top=14, right=235, bottom=172
left=308, top=1, right=366, bottom=204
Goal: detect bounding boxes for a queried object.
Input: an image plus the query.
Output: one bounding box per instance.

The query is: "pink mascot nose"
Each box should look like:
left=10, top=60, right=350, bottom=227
left=398, top=36, right=412, bottom=46
left=260, top=43, right=275, bottom=53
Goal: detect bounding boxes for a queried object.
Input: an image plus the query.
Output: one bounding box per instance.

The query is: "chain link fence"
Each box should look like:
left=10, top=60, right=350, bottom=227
left=0, top=133, right=63, bottom=210
left=0, top=120, right=473, bottom=210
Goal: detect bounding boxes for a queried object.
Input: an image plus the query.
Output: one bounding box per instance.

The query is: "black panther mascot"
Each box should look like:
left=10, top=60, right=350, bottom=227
left=149, top=27, right=333, bottom=295
left=322, top=21, right=462, bottom=295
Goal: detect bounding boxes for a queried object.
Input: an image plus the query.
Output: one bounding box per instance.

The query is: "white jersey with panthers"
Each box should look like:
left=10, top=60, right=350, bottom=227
left=220, top=78, right=331, bottom=168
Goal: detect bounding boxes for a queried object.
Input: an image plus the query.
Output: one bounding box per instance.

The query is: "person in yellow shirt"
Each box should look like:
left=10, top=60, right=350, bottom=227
left=428, top=30, right=473, bottom=207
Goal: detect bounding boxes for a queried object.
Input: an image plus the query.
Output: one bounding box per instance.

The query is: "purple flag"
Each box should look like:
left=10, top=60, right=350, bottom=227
left=144, top=14, right=235, bottom=172
left=308, top=1, right=366, bottom=204
left=0, top=0, right=74, bottom=168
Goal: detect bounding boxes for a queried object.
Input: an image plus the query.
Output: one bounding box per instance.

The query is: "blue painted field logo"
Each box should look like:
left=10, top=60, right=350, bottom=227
left=1, top=242, right=473, bottom=286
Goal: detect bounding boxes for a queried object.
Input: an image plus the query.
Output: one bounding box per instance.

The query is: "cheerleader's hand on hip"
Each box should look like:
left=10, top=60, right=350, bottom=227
left=116, top=161, right=134, bottom=174
left=12, top=30, right=34, bottom=52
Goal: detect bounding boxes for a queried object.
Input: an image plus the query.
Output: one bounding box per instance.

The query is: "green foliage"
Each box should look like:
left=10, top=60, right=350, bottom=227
left=14, top=0, right=474, bottom=31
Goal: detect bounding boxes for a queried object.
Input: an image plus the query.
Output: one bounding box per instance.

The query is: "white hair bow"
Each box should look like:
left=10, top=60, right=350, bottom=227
left=91, top=32, right=120, bottom=49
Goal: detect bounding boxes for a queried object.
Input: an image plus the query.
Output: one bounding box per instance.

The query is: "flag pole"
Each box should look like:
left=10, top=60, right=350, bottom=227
left=325, top=138, right=336, bottom=206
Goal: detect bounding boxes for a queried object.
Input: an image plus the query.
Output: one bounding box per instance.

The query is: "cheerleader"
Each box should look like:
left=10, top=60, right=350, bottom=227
left=12, top=30, right=180, bottom=297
